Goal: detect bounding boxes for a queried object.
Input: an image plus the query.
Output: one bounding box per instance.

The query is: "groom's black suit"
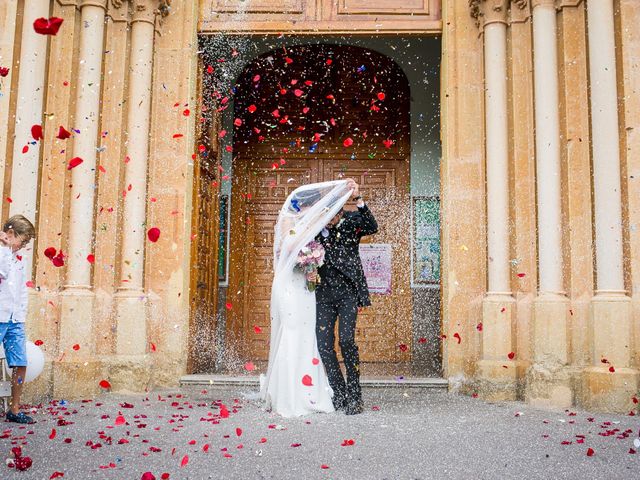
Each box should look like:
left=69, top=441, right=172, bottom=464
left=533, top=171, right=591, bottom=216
left=315, top=203, right=378, bottom=413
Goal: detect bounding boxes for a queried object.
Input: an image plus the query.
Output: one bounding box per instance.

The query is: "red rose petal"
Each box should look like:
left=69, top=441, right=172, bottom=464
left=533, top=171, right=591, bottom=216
left=99, top=379, right=111, bottom=389
left=49, top=428, right=56, bottom=439
left=86, top=254, right=95, bottom=264
left=609, top=366, right=615, bottom=373
left=247, top=105, right=257, bottom=113
left=34, top=339, right=44, bottom=346
left=343, top=137, right=353, bottom=147
left=50, top=473, right=65, bottom=479
left=141, top=473, right=156, bottom=480
left=147, top=227, right=161, bottom=243
left=586, top=447, right=595, bottom=456
left=234, top=118, right=242, bottom=127
left=302, top=374, right=313, bottom=386
left=225, top=302, right=232, bottom=310
left=67, top=157, right=83, bottom=170
left=377, top=92, right=386, bottom=101
left=453, top=333, right=462, bottom=344
left=33, top=17, right=64, bottom=35
left=26, top=280, right=35, bottom=288
left=0, top=66, right=9, bottom=77
left=294, top=89, right=303, bottom=97
left=57, top=126, right=71, bottom=139
left=180, top=455, right=189, bottom=467
left=244, top=361, right=255, bottom=371
left=115, top=415, right=126, bottom=426
left=508, top=352, right=515, bottom=360
left=44, top=247, right=56, bottom=259
left=312, top=358, right=320, bottom=365
left=31, top=124, right=43, bottom=141
left=253, top=325, right=262, bottom=334
left=22, top=145, right=29, bottom=154
left=321, top=465, right=329, bottom=469
left=72, top=344, right=80, bottom=351
left=236, top=427, right=242, bottom=437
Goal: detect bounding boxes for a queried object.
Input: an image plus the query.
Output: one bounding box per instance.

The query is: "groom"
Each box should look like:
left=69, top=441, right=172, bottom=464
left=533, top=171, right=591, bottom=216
left=315, top=179, right=378, bottom=415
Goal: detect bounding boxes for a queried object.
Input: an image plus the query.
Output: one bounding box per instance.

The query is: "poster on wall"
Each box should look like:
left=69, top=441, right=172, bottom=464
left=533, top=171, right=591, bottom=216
left=413, top=196, right=440, bottom=285
left=359, top=243, right=392, bottom=295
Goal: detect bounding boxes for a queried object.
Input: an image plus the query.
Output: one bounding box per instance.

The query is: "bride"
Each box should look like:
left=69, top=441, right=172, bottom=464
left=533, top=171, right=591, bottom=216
left=260, top=180, right=353, bottom=417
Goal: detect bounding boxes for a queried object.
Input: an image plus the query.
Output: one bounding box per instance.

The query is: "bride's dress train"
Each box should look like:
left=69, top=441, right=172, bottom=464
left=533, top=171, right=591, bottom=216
left=260, top=271, right=334, bottom=417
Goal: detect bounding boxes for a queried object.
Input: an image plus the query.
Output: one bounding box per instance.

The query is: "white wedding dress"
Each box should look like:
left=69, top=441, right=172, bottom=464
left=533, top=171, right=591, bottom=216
left=260, top=180, right=352, bottom=417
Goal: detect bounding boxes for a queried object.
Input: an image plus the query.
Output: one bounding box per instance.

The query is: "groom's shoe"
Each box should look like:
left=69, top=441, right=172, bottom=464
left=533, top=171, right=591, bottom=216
left=332, top=394, right=347, bottom=412
left=344, top=400, right=364, bottom=416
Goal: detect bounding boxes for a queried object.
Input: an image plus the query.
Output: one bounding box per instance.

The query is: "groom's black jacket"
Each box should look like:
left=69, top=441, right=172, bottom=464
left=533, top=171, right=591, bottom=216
left=315, top=204, right=378, bottom=307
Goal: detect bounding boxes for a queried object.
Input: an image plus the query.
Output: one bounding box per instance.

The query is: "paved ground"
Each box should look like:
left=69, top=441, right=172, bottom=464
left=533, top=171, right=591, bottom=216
left=0, top=386, right=638, bottom=479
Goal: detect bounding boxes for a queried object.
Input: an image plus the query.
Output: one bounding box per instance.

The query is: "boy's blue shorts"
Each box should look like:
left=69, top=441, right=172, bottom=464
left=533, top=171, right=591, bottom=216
left=0, top=322, right=27, bottom=368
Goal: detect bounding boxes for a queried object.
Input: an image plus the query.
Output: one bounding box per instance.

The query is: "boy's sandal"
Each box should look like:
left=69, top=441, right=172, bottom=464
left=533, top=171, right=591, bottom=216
left=5, top=411, right=34, bottom=424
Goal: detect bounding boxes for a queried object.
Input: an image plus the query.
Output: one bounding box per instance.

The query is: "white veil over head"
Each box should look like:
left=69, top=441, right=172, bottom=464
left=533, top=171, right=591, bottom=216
left=273, top=180, right=352, bottom=277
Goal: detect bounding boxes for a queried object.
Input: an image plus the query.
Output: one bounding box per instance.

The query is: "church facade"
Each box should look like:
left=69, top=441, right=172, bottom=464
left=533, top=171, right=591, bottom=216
left=0, top=0, right=638, bottom=413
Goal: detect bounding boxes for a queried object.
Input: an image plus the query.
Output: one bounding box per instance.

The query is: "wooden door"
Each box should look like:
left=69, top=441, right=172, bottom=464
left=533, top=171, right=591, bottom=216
left=188, top=107, right=221, bottom=373
left=225, top=44, right=412, bottom=368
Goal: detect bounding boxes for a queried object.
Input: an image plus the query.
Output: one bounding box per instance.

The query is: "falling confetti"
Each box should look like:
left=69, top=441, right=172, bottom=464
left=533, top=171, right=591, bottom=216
left=33, top=17, right=64, bottom=35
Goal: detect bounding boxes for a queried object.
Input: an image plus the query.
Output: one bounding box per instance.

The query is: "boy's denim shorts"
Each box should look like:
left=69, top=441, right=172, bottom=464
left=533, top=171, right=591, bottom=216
left=0, top=321, right=27, bottom=368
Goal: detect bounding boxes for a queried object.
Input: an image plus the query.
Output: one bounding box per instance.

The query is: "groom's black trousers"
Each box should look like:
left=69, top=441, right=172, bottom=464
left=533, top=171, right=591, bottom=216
left=316, top=285, right=361, bottom=403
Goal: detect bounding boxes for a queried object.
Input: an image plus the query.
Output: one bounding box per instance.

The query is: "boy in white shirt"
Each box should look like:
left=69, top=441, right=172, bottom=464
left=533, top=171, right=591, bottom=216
left=0, top=215, right=35, bottom=424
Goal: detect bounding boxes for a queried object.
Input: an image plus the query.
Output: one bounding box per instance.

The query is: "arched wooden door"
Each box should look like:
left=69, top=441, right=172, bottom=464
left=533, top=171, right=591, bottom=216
left=226, top=45, right=412, bottom=370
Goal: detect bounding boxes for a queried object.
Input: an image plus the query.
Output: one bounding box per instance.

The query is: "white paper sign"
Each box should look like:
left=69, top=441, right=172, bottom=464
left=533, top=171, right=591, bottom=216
left=359, top=243, right=392, bottom=295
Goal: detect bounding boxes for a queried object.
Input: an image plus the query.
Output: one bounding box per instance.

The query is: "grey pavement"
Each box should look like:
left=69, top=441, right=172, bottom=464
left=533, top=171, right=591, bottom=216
left=1, top=386, right=638, bottom=480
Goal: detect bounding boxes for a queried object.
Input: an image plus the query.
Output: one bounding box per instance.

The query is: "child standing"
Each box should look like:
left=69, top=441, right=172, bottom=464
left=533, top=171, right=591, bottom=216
left=0, top=214, right=35, bottom=424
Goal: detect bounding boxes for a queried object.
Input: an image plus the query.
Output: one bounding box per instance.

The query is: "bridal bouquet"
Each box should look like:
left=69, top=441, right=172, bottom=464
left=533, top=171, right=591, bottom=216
left=295, top=240, right=325, bottom=292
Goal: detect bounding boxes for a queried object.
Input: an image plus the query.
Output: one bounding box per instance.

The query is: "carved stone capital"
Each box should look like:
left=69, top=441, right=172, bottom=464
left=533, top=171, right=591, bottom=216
left=469, top=0, right=510, bottom=29
left=510, top=0, right=531, bottom=23
left=556, top=0, right=583, bottom=8
left=79, top=0, right=108, bottom=9
left=531, top=0, right=556, bottom=8
left=130, top=0, right=170, bottom=25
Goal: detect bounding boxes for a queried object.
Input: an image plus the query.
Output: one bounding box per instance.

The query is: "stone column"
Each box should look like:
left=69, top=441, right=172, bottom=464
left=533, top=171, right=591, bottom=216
left=527, top=0, right=571, bottom=408
left=583, top=0, right=638, bottom=412
left=57, top=0, right=107, bottom=390
left=470, top=0, right=517, bottom=400
left=9, top=0, right=50, bottom=274
left=113, top=0, right=160, bottom=362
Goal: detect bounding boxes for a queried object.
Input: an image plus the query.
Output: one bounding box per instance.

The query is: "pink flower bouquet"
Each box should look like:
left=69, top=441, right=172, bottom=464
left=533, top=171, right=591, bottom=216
left=295, top=240, right=325, bottom=292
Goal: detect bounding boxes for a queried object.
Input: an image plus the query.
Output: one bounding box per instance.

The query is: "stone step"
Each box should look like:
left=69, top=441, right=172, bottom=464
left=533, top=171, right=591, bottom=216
left=180, top=374, right=448, bottom=389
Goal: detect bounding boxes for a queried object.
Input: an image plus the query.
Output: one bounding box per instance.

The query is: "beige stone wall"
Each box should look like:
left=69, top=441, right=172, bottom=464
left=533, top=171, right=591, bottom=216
left=0, top=0, right=638, bottom=412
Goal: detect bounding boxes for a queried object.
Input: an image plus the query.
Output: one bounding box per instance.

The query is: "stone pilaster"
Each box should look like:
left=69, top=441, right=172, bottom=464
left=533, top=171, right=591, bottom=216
left=113, top=0, right=166, bottom=369
left=583, top=0, right=638, bottom=412
left=526, top=0, right=572, bottom=409
left=470, top=0, right=518, bottom=400
left=56, top=0, right=109, bottom=398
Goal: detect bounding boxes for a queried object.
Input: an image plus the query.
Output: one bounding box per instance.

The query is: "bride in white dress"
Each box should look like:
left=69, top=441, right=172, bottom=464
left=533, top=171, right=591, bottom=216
left=260, top=180, right=353, bottom=417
